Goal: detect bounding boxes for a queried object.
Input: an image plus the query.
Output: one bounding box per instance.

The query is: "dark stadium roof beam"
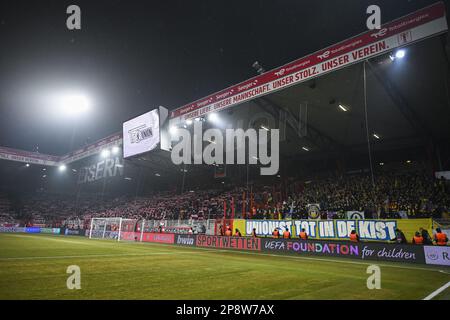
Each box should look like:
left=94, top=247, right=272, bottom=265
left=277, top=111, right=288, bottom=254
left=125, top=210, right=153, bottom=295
left=366, top=60, right=435, bottom=141
left=255, top=96, right=345, bottom=151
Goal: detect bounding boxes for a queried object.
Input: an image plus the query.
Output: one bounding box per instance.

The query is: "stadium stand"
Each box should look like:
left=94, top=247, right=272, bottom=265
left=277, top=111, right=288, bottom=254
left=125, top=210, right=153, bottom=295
left=1, top=169, right=448, bottom=228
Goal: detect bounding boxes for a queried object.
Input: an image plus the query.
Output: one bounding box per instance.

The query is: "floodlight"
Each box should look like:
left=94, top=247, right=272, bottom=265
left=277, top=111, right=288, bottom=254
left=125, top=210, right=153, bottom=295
left=58, top=164, right=67, bottom=172
left=112, top=146, right=120, bottom=155
left=208, top=113, right=219, bottom=122
left=395, top=49, right=406, bottom=59
left=101, top=149, right=110, bottom=158
left=61, top=94, right=90, bottom=115
left=338, top=104, right=349, bottom=112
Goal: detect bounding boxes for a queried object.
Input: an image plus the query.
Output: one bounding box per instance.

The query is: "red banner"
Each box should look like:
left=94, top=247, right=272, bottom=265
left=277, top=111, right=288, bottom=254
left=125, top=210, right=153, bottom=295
left=141, top=232, right=175, bottom=244
left=120, top=231, right=175, bottom=244
left=196, top=235, right=261, bottom=251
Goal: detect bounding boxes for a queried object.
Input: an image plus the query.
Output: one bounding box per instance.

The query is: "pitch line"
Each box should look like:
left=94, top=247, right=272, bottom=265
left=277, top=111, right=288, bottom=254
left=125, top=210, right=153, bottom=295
left=423, top=281, right=450, bottom=300
left=0, top=252, right=178, bottom=261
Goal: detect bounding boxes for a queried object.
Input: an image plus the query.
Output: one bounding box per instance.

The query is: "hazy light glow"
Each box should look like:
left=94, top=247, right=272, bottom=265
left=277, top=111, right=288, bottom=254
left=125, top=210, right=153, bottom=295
left=302, top=147, right=310, bottom=152
left=58, top=164, right=67, bottom=172
left=208, top=113, right=219, bottom=122
left=395, top=49, right=406, bottom=59
left=61, top=94, right=90, bottom=115
left=373, top=133, right=381, bottom=140
left=169, top=126, right=178, bottom=135
left=260, top=125, right=270, bottom=131
left=112, top=146, right=120, bottom=154
left=186, top=119, right=193, bottom=125
left=25, top=163, right=30, bottom=167
left=101, top=149, right=110, bottom=158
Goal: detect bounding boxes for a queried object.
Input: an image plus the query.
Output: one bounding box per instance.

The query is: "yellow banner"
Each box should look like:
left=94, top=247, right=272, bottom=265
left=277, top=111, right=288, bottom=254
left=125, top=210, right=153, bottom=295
left=232, top=218, right=432, bottom=243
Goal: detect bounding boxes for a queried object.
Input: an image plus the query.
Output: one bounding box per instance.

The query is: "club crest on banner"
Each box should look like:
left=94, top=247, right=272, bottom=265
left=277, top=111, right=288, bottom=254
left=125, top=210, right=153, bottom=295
left=346, top=211, right=365, bottom=219
left=307, top=204, right=321, bottom=219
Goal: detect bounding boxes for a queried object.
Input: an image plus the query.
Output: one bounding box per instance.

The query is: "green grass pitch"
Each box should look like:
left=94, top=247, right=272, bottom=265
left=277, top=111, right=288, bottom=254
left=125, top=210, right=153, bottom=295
left=0, top=233, right=448, bottom=300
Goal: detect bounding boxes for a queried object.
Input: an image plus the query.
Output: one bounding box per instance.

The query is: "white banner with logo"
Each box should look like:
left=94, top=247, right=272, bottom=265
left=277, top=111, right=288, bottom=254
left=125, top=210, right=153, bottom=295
left=346, top=211, right=365, bottom=220
left=123, top=109, right=160, bottom=158
left=307, top=204, right=321, bottom=219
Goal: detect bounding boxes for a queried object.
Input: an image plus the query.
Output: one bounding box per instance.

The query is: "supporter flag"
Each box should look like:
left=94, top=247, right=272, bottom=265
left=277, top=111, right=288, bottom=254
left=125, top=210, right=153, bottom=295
left=307, top=204, right=321, bottom=219
left=346, top=211, right=365, bottom=219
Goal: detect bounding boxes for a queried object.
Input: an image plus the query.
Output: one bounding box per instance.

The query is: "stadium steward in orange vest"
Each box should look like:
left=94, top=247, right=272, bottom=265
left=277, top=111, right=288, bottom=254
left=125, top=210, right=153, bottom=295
left=299, top=228, right=308, bottom=240
left=283, top=227, right=291, bottom=239
left=412, top=232, right=424, bottom=245
left=434, top=228, right=448, bottom=246
left=272, top=228, right=280, bottom=238
left=349, top=230, right=360, bottom=242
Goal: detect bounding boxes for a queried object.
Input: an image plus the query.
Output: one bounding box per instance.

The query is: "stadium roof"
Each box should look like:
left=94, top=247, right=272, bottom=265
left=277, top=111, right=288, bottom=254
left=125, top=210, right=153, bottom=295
left=0, top=2, right=449, bottom=171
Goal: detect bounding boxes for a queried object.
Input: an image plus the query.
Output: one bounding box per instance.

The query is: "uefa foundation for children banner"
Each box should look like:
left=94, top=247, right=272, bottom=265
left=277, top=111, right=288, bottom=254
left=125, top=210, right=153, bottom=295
left=260, top=238, right=426, bottom=264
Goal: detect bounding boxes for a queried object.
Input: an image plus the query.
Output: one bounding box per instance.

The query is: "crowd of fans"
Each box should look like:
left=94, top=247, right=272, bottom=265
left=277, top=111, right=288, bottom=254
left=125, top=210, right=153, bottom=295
left=246, top=172, right=449, bottom=220
left=1, top=170, right=448, bottom=228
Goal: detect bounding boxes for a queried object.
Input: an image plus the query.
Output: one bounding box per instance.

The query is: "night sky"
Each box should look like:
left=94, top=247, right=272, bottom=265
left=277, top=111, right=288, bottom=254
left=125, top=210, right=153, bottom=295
left=0, top=0, right=447, bottom=155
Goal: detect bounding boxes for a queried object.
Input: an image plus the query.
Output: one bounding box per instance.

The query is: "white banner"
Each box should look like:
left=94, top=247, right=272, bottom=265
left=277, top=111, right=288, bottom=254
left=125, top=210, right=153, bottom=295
left=123, top=109, right=160, bottom=158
